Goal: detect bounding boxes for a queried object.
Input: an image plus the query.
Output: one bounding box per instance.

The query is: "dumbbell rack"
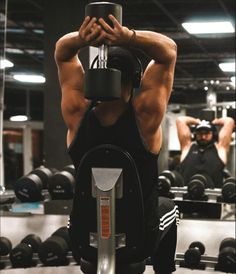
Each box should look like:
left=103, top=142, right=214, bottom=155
left=0, top=252, right=230, bottom=272
left=175, top=253, right=218, bottom=270
left=171, top=186, right=222, bottom=202
left=0, top=251, right=78, bottom=270
left=170, top=187, right=236, bottom=220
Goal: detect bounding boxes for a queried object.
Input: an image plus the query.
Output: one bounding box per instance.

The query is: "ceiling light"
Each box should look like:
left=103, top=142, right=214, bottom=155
left=13, top=74, right=46, bottom=83
left=0, top=59, right=14, bottom=69
left=204, top=86, right=208, bottom=91
left=219, top=62, right=235, bottom=72
left=182, top=21, right=235, bottom=34
left=10, top=115, right=28, bottom=122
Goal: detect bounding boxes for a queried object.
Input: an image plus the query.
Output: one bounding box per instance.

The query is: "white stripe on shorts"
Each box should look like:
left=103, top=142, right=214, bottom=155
left=159, top=205, right=179, bottom=231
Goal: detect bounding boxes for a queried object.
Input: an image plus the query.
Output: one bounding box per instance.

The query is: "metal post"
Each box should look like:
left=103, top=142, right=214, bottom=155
left=91, top=167, right=123, bottom=274
left=0, top=0, right=8, bottom=193
left=97, top=188, right=116, bottom=274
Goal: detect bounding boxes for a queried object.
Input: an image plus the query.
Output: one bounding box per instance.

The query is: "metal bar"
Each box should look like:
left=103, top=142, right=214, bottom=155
left=0, top=0, right=8, bottom=193
left=96, top=188, right=116, bottom=274
left=98, top=45, right=108, bottom=69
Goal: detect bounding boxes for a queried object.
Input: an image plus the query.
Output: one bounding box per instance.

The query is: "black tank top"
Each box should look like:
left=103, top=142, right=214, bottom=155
left=179, top=143, right=225, bottom=187
left=68, top=101, right=159, bottom=202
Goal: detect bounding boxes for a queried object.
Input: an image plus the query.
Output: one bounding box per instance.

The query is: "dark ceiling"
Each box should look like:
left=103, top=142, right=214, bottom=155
left=1, top=0, right=235, bottom=121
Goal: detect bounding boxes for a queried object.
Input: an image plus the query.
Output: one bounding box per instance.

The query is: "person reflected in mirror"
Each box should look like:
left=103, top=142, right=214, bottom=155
left=176, top=116, right=235, bottom=187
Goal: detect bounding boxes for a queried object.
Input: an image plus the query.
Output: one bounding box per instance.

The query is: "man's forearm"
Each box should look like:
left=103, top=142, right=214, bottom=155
left=55, top=32, right=85, bottom=63
left=129, top=30, right=177, bottom=64
left=177, top=116, right=200, bottom=126
left=213, top=117, right=234, bottom=127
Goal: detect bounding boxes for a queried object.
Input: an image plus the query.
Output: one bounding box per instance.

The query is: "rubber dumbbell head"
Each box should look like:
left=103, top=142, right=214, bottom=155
left=51, top=226, right=71, bottom=251
left=172, top=170, right=184, bottom=187
left=157, top=175, right=171, bottom=196
left=0, top=237, right=12, bottom=269
left=48, top=165, right=75, bottom=200
left=184, top=241, right=205, bottom=268
left=160, top=170, right=184, bottom=187
left=10, top=234, right=41, bottom=268
left=14, top=173, right=44, bottom=202
left=188, top=177, right=205, bottom=199
left=0, top=236, right=12, bottom=256
left=38, top=235, right=69, bottom=266
left=30, top=166, right=55, bottom=189
left=21, top=234, right=42, bottom=253
left=222, top=177, right=236, bottom=203
left=217, top=237, right=236, bottom=272
left=187, top=173, right=214, bottom=199
left=14, top=166, right=55, bottom=202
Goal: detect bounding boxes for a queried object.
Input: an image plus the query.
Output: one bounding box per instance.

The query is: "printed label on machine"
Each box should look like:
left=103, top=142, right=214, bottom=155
left=100, top=197, right=111, bottom=239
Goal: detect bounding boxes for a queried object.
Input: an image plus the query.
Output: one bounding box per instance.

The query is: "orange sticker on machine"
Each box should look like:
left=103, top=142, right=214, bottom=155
left=100, top=197, right=111, bottom=239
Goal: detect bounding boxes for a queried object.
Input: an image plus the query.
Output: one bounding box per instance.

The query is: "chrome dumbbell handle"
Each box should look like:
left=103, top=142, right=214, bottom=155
left=98, top=44, right=108, bottom=69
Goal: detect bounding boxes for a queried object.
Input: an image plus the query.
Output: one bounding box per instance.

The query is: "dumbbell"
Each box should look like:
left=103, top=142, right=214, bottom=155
left=84, top=2, right=122, bottom=100
left=187, top=173, right=214, bottom=200
left=0, top=237, right=12, bottom=269
left=48, top=165, right=76, bottom=200
left=14, top=166, right=56, bottom=202
left=183, top=241, right=206, bottom=269
left=221, top=177, right=236, bottom=203
left=38, top=226, right=70, bottom=266
left=216, top=237, right=236, bottom=272
left=157, top=170, right=184, bottom=197
left=9, top=234, right=42, bottom=268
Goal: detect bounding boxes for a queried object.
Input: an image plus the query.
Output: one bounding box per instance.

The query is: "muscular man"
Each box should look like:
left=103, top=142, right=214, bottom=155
left=55, top=15, right=178, bottom=274
left=176, top=116, right=235, bottom=187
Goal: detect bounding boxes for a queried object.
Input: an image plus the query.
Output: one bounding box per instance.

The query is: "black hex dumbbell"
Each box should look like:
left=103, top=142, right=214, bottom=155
left=220, top=177, right=236, bottom=203
left=38, top=226, right=70, bottom=266
left=216, top=237, right=236, bottom=273
left=182, top=241, right=206, bottom=269
left=157, top=170, right=184, bottom=197
left=48, top=165, right=76, bottom=200
left=0, top=236, right=12, bottom=269
left=185, top=173, right=214, bottom=200
left=9, top=234, right=42, bottom=268
left=14, top=166, right=56, bottom=202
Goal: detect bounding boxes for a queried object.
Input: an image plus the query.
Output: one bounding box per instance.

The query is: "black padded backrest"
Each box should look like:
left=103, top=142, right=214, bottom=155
left=69, top=144, right=147, bottom=263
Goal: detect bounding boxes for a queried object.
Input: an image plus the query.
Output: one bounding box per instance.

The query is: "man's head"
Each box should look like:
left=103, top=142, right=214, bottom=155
left=194, top=120, right=216, bottom=148
left=107, top=47, right=143, bottom=90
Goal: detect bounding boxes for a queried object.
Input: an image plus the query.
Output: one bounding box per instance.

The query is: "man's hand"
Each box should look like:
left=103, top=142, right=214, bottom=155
left=78, top=16, right=107, bottom=47
left=98, top=14, right=134, bottom=46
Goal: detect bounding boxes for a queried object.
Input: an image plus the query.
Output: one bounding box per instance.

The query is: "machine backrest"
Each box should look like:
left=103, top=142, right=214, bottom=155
left=69, top=144, right=148, bottom=264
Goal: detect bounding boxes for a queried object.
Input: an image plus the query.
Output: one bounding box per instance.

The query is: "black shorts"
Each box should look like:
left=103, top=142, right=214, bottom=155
left=151, top=197, right=179, bottom=273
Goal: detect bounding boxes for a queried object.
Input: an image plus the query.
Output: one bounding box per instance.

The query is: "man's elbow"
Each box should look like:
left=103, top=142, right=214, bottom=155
left=169, top=40, right=177, bottom=62
left=227, top=117, right=235, bottom=131
left=54, top=39, right=63, bottom=63
left=176, top=116, right=185, bottom=125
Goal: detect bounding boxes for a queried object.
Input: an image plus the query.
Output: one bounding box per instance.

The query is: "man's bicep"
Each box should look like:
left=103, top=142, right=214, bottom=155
left=57, top=57, right=84, bottom=92
left=141, top=61, right=175, bottom=103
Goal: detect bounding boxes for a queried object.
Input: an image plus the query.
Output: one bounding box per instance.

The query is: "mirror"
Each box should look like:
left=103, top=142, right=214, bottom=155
left=1, top=1, right=235, bottom=223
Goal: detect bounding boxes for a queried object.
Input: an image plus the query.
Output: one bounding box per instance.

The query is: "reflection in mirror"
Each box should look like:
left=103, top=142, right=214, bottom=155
left=1, top=0, right=44, bottom=190
left=162, top=103, right=235, bottom=221
left=0, top=0, right=7, bottom=193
